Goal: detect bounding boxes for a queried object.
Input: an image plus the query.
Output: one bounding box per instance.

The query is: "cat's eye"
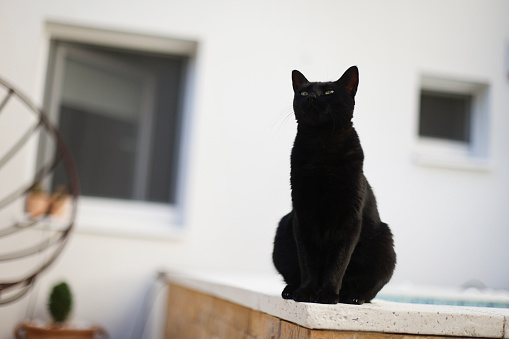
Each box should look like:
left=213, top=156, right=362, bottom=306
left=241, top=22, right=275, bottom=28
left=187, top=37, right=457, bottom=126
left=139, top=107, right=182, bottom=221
left=325, top=90, right=334, bottom=95
left=300, top=91, right=309, bottom=96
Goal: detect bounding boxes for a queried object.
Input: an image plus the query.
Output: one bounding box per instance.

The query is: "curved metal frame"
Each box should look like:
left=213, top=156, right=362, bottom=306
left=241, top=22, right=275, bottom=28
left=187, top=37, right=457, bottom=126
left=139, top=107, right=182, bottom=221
left=0, top=76, right=80, bottom=305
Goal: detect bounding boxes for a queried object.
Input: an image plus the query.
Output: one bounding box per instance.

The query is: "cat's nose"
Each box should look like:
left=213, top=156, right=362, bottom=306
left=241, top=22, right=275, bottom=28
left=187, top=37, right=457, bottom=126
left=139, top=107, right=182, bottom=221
left=307, top=94, right=317, bottom=101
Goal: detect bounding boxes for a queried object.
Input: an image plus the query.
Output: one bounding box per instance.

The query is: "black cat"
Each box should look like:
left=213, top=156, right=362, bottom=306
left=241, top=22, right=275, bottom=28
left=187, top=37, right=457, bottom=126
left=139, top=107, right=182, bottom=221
left=272, top=66, right=396, bottom=305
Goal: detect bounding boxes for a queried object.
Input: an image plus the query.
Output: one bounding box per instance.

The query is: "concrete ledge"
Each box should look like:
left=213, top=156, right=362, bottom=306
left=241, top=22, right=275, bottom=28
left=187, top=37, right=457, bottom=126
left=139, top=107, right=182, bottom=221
left=165, top=272, right=509, bottom=338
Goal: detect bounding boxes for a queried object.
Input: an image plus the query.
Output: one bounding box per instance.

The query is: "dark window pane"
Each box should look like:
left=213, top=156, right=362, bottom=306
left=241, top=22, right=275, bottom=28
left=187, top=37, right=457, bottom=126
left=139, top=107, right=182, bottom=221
left=49, top=42, right=185, bottom=204
left=54, top=105, right=137, bottom=199
left=419, top=91, right=472, bottom=142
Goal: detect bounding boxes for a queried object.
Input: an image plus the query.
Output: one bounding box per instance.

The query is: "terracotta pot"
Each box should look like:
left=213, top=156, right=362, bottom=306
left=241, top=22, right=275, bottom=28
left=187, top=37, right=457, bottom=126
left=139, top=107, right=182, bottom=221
left=15, top=323, right=107, bottom=339
left=49, top=196, right=71, bottom=218
left=25, top=194, right=50, bottom=219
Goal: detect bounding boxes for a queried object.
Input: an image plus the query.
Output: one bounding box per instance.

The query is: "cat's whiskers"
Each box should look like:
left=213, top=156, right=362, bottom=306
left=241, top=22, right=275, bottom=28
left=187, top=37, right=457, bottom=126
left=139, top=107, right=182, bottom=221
left=273, top=106, right=295, bottom=134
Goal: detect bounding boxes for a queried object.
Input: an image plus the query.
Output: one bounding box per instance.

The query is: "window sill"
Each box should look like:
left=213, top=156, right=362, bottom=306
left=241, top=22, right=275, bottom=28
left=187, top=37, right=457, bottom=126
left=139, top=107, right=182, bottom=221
left=413, top=153, right=491, bottom=172
left=413, top=138, right=491, bottom=172
left=73, top=196, right=186, bottom=240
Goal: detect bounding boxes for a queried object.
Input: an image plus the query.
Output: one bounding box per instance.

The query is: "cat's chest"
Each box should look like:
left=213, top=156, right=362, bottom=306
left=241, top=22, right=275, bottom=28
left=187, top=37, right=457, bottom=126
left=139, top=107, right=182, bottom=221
left=292, top=156, right=340, bottom=176
left=291, top=155, right=351, bottom=192
left=290, top=130, right=363, bottom=189
left=291, top=145, right=358, bottom=174
left=290, top=141, right=363, bottom=191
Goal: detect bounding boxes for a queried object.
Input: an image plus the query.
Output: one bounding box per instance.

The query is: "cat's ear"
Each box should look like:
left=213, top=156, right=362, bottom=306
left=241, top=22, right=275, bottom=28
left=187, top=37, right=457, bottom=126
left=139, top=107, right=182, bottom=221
left=337, top=66, right=359, bottom=98
left=292, top=70, right=309, bottom=92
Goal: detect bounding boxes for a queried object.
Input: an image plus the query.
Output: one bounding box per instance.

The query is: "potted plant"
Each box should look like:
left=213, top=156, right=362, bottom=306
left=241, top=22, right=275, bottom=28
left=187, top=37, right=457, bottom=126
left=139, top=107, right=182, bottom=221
left=48, top=281, right=73, bottom=324
left=15, top=282, right=107, bottom=339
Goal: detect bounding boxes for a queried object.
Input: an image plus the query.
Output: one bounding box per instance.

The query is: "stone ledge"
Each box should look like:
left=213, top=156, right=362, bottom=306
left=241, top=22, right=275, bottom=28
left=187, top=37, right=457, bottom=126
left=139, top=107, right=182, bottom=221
left=165, top=272, right=509, bottom=338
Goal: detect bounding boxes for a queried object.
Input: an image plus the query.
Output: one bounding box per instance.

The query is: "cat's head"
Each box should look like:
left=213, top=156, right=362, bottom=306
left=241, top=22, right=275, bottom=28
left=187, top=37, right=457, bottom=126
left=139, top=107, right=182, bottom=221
left=292, top=66, right=358, bottom=127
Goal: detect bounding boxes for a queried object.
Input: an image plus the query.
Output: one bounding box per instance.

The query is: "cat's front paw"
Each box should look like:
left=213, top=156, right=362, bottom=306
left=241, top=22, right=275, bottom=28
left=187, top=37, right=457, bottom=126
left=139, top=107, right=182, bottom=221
left=316, top=290, right=340, bottom=304
left=339, top=296, right=365, bottom=305
left=282, top=285, right=296, bottom=300
left=293, top=287, right=318, bottom=303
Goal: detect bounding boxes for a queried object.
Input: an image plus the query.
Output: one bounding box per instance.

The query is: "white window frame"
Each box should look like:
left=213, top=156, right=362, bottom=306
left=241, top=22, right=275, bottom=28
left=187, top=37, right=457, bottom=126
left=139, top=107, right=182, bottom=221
left=414, top=75, right=490, bottom=171
left=37, top=22, right=197, bottom=239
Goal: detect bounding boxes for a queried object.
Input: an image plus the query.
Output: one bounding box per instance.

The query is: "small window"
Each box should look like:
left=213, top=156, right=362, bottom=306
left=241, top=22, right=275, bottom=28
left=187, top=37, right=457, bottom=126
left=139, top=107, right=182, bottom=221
left=419, top=91, right=472, bottom=143
left=415, top=76, right=490, bottom=170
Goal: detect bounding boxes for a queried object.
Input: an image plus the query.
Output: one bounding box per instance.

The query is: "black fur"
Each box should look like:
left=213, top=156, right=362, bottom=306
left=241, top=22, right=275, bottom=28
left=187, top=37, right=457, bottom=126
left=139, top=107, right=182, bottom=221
left=272, top=66, right=396, bottom=304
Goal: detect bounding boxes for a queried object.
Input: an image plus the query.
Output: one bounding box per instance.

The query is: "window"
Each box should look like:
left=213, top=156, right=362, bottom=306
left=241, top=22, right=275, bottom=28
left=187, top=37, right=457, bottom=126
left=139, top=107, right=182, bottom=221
left=415, top=75, right=490, bottom=170
left=48, top=41, right=185, bottom=203
left=419, top=91, right=472, bottom=143
left=40, top=23, right=196, bottom=237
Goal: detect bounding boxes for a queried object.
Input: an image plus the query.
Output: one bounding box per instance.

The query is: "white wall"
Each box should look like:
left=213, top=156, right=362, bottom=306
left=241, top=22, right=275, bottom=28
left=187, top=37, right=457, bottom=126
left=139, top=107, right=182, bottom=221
left=1, top=0, right=509, bottom=338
